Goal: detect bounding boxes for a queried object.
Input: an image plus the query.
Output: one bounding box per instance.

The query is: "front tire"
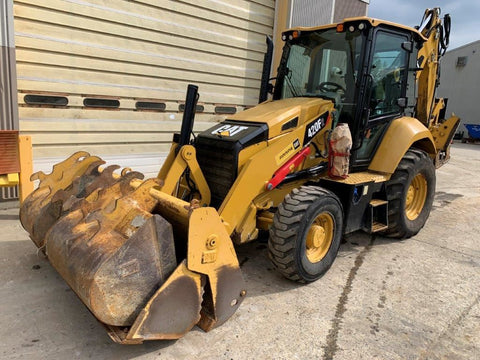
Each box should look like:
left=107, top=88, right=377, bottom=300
left=382, top=149, right=436, bottom=238
left=268, top=186, right=343, bottom=283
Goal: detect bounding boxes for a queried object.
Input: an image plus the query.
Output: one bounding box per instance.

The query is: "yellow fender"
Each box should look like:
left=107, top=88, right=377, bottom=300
left=368, top=117, right=436, bottom=174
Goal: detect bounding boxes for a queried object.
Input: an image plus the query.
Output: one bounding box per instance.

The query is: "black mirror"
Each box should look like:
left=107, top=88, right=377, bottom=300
left=401, top=41, right=413, bottom=53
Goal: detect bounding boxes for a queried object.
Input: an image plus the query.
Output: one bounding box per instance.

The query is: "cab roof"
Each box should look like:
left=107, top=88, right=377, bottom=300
left=286, top=16, right=427, bottom=42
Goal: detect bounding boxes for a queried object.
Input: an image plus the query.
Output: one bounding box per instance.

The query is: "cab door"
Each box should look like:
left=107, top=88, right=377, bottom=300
left=351, top=29, right=411, bottom=169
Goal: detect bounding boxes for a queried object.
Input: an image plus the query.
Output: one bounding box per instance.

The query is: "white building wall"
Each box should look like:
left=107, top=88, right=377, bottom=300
left=437, top=40, right=480, bottom=135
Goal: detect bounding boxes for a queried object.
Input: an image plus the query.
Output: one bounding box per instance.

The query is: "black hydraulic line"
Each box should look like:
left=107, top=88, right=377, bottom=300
left=439, top=14, right=451, bottom=56
left=280, top=162, right=329, bottom=186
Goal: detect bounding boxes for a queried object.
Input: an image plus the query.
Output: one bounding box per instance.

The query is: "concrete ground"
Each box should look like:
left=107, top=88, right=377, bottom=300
left=1, top=143, right=479, bottom=360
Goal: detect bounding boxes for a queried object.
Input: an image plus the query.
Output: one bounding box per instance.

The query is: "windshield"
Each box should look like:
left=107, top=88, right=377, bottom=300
left=276, top=28, right=364, bottom=111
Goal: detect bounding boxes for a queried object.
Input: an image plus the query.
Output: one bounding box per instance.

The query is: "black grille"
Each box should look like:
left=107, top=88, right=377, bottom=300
left=196, top=138, right=237, bottom=208
left=195, top=120, right=268, bottom=208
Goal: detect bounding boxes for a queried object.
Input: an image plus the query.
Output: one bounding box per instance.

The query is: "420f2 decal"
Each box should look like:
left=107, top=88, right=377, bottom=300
left=303, top=112, right=329, bottom=145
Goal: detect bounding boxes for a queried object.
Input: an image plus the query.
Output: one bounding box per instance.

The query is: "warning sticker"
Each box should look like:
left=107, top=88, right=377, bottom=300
left=275, top=139, right=299, bottom=165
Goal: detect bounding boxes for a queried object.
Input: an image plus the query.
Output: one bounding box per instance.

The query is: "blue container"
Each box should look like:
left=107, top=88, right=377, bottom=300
left=465, top=124, right=480, bottom=140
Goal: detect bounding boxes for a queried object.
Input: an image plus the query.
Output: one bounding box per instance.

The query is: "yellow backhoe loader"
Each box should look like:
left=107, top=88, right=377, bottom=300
left=20, top=8, right=459, bottom=343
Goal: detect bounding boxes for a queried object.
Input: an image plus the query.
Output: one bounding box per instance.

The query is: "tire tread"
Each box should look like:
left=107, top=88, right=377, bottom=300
left=268, top=186, right=341, bottom=282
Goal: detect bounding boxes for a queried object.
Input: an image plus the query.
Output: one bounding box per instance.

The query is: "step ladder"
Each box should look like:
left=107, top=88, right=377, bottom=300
left=368, top=199, right=388, bottom=233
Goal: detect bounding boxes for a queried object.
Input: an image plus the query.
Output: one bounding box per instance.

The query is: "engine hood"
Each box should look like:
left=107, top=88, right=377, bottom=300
left=228, top=97, right=334, bottom=139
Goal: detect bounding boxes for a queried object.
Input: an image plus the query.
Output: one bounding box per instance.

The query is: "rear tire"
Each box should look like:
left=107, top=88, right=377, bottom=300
left=268, top=186, right=343, bottom=283
left=382, top=149, right=435, bottom=238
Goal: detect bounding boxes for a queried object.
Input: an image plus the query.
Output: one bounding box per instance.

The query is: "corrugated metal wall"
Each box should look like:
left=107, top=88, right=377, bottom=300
left=290, top=0, right=333, bottom=27
left=334, top=0, right=368, bottom=22
left=1, top=2, right=18, bottom=131
left=1, top=1, right=19, bottom=199
left=288, top=0, right=367, bottom=29
left=13, top=0, right=275, bottom=177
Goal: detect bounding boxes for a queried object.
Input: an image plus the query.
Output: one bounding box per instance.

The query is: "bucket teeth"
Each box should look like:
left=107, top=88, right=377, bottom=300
left=20, top=152, right=101, bottom=247
left=60, top=166, right=144, bottom=214
left=66, top=169, right=145, bottom=219
left=51, top=163, right=117, bottom=205
left=19, top=151, right=144, bottom=248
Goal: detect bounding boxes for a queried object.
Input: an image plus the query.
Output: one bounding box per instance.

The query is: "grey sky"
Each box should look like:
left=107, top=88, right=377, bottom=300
left=368, top=0, right=480, bottom=49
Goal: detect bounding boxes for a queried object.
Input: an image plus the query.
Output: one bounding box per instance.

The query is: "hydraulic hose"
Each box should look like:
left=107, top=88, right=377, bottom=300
left=439, top=14, right=451, bottom=56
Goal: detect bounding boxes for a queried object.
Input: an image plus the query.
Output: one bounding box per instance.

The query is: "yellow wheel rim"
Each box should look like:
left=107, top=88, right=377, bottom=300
left=405, top=173, right=427, bottom=221
left=305, top=213, right=334, bottom=263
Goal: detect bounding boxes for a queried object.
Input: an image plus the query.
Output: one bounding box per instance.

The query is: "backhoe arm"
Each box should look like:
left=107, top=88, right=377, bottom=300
left=416, top=8, right=451, bottom=127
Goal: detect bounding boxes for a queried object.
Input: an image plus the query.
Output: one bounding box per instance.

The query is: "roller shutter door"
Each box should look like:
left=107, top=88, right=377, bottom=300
left=13, top=0, right=274, bottom=177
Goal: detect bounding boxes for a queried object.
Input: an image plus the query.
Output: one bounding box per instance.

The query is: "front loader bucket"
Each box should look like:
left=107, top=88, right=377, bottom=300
left=45, top=179, right=177, bottom=327
left=20, top=153, right=246, bottom=343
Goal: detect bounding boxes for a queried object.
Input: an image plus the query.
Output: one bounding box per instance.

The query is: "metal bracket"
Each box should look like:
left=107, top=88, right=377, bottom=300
left=187, top=207, right=247, bottom=331
left=159, top=144, right=211, bottom=207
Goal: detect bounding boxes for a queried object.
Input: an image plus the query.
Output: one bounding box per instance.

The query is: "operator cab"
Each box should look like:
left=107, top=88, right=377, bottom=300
left=274, top=18, right=423, bottom=171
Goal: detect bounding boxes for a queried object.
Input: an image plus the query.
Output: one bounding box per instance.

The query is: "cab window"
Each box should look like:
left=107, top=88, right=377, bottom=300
left=368, top=31, right=408, bottom=118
